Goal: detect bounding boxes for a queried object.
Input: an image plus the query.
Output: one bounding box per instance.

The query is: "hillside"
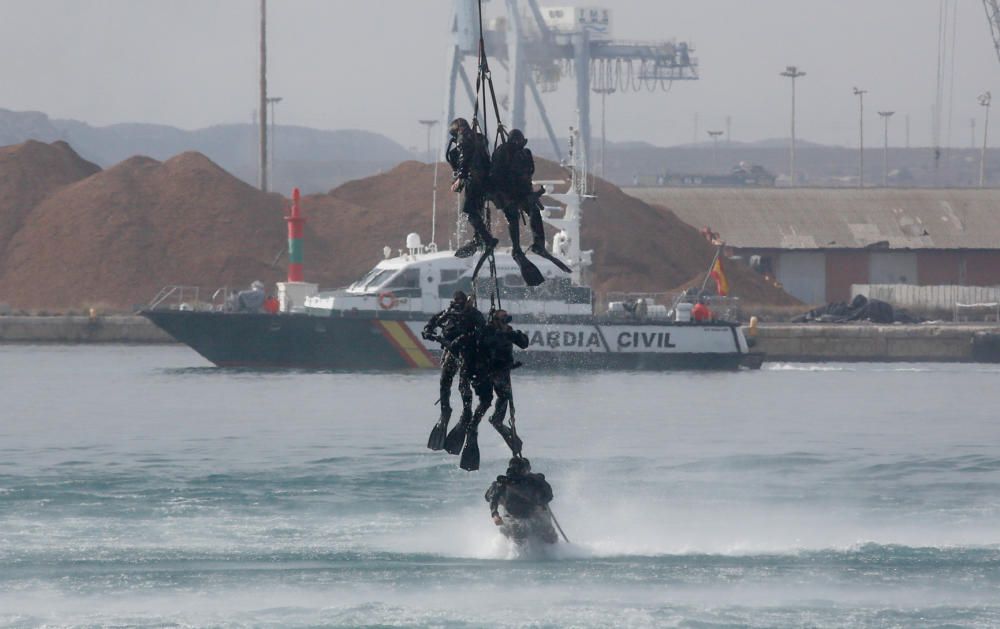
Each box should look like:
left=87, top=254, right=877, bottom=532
left=0, top=145, right=795, bottom=309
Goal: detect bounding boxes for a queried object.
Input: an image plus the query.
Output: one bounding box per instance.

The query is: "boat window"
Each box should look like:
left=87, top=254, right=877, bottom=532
left=503, top=273, right=525, bottom=288
left=440, top=269, right=460, bottom=283
left=385, top=268, right=420, bottom=289
left=361, top=269, right=395, bottom=291
left=351, top=266, right=384, bottom=289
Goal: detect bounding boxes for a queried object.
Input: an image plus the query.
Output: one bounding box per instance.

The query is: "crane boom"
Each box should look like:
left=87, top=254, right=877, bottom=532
left=984, top=0, right=1000, bottom=64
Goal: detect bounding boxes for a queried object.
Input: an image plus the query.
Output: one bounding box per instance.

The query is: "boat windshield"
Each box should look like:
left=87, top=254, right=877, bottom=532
left=351, top=267, right=395, bottom=292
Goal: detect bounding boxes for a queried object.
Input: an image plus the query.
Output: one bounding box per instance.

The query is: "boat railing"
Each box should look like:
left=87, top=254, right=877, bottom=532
left=147, top=285, right=200, bottom=310
left=147, top=285, right=236, bottom=312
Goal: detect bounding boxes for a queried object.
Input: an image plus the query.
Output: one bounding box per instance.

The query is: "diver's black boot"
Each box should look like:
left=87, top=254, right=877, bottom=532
left=459, top=428, right=480, bottom=471
left=455, top=238, right=480, bottom=258
left=455, top=234, right=498, bottom=259
left=490, top=418, right=523, bottom=456
left=427, top=407, right=451, bottom=451
left=443, top=415, right=470, bottom=455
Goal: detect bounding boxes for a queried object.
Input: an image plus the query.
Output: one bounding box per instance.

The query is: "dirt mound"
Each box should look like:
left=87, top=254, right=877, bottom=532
left=0, top=140, right=100, bottom=251
left=0, top=144, right=795, bottom=310
left=0, top=151, right=335, bottom=309
left=311, top=158, right=798, bottom=305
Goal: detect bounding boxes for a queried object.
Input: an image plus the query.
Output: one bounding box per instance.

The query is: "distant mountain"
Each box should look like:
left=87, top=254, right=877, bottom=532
left=0, top=108, right=414, bottom=193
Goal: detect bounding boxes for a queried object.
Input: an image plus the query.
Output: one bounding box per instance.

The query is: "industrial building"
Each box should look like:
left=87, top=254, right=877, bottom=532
left=629, top=188, right=1000, bottom=305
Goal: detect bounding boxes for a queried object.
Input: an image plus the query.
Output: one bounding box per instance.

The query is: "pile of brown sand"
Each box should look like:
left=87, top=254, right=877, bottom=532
left=1, top=152, right=337, bottom=309
left=0, top=145, right=795, bottom=310
left=0, top=141, right=100, bottom=253
left=306, top=159, right=798, bottom=305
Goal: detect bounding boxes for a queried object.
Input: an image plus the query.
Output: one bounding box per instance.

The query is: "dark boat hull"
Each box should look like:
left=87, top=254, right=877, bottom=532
left=142, top=310, right=756, bottom=371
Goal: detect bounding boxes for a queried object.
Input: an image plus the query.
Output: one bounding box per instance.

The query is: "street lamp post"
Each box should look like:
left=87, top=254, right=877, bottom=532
left=418, top=119, right=441, bottom=244
left=592, top=87, right=616, bottom=185
left=980, top=92, right=992, bottom=188
left=878, top=111, right=894, bottom=187
left=266, top=96, right=282, bottom=184
left=853, top=87, right=868, bottom=188
left=707, top=130, right=724, bottom=170
left=780, top=66, right=806, bottom=185
left=417, top=120, right=438, bottom=162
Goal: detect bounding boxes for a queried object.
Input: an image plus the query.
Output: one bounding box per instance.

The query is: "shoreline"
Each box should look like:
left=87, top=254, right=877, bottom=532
left=3, top=315, right=1000, bottom=363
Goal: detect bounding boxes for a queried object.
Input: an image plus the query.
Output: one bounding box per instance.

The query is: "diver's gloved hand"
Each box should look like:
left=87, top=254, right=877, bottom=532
left=421, top=329, right=434, bottom=341
left=492, top=513, right=503, bottom=526
left=451, top=178, right=465, bottom=193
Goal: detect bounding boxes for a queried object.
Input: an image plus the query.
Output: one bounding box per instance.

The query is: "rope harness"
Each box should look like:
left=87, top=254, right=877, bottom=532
left=469, top=0, right=519, bottom=452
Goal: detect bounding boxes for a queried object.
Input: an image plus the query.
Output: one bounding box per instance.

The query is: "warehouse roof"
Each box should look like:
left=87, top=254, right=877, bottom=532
left=628, top=187, right=1000, bottom=250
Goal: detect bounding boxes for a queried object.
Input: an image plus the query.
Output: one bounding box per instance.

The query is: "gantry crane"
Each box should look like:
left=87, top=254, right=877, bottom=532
left=984, top=0, right=1000, bottom=64
left=444, top=0, right=698, bottom=172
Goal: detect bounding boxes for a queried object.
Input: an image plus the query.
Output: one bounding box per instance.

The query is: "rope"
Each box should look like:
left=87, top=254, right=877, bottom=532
left=468, top=0, right=505, bottom=310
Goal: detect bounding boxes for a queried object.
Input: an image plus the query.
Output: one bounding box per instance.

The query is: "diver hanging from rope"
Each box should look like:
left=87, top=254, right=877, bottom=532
left=490, top=129, right=572, bottom=277
left=444, top=0, right=558, bottom=287
left=443, top=307, right=527, bottom=472
left=447, top=117, right=496, bottom=259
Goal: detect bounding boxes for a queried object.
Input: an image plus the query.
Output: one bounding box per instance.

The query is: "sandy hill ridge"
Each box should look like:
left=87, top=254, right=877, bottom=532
left=310, top=159, right=797, bottom=305
left=3, top=152, right=290, bottom=309
left=0, top=144, right=794, bottom=310
left=0, top=141, right=100, bottom=252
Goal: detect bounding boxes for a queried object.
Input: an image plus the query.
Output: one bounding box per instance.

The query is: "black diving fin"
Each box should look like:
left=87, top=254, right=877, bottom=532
left=529, top=244, right=572, bottom=274
left=513, top=251, right=545, bottom=287
left=426, top=409, right=451, bottom=451
left=459, top=429, right=480, bottom=471
left=443, top=419, right=468, bottom=455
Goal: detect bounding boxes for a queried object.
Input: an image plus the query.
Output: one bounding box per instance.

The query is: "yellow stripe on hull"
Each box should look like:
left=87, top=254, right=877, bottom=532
left=379, top=321, right=436, bottom=368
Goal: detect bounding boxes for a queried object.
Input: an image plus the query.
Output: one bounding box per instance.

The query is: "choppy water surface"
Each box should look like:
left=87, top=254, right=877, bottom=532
left=2, top=346, right=1000, bottom=627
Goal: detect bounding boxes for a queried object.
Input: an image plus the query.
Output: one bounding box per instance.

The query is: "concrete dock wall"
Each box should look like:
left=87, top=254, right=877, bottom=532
left=0, top=315, right=173, bottom=344
left=752, top=323, right=1000, bottom=362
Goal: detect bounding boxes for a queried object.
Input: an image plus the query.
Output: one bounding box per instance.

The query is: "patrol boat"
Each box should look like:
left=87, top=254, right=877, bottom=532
left=142, top=163, right=758, bottom=371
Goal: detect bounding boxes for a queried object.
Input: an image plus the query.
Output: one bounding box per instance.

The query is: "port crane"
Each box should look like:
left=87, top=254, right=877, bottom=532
left=444, top=0, right=698, bottom=172
left=985, top=0, right=1000, bottom=64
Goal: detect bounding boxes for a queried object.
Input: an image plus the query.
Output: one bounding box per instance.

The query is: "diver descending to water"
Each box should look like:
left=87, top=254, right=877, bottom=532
left=490, top=128, right=571, bottom=283
left=485, top=457, right=558, bottom=545
left=446, top=118, right=497, bottom=259
left=445, top=309, right=528, bottom=471
left=423, top=291, right=486, bottom=451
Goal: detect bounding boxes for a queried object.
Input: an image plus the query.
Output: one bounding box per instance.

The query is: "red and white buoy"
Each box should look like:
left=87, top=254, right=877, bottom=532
left=276, top=187, right=318, bottom=312
left=286, top=187, right=305, bottom=282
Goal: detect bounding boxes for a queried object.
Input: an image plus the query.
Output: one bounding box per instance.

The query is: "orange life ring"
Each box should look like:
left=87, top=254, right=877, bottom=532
left=378, top=292, right=398, bottom=310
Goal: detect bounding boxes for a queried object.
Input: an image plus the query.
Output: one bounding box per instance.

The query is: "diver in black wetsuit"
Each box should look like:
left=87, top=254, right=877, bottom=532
left=446, top=118, right=497, bottom=259
left=490, top=129, right=570, bottom=281
left=491, top=129, right=546, bottom=257
left=477, top=308, right=528, bottom=454
left=485, top=457, right=557, bottom=543
left=446, top=309, right=528, bottom=471
left=423, top=291, right=486, bottom=451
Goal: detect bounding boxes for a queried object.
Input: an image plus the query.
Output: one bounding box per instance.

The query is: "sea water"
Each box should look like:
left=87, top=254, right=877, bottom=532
left=1, top=345, right=999, bottom=627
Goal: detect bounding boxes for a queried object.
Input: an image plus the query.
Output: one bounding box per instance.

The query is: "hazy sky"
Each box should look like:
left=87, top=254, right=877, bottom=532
left=0, top=0, right=996, bottom=150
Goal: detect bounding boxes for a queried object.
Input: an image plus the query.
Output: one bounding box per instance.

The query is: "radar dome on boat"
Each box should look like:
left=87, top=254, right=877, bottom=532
left=406, top=233, right=423, bottom=250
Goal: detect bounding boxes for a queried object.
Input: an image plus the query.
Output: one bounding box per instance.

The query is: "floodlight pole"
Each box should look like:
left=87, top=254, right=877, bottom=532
left=980, top=92, right=992, bottom=188
left=780, top=66, right=805, bottom=185
left=878, top=111, right=894, bottom=187
left=853, top=87, right=867, bottom=188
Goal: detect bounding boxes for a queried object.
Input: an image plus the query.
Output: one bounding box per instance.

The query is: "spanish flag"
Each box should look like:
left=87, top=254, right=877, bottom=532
left=710, top=257, right=729, bottom=296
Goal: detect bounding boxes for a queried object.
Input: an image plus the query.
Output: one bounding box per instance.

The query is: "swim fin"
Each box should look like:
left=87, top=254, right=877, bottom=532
left=529, top=244, right=572, bottom=274
left=443, top=420, right=468, bottom=455
left=427, top=409, right=451, bottom=451
left=513, top=251, right=545, bottom=287
left=459, top=429, right=480, bottom=471
left=490, top=419, right=523, bottom=455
